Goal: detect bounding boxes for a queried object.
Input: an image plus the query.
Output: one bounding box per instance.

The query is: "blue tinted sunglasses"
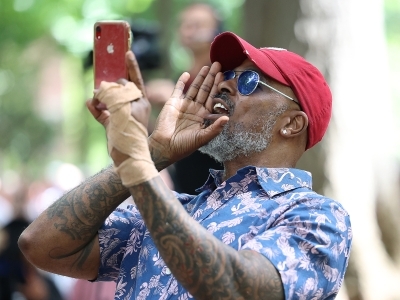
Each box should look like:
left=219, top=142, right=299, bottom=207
left=223, top=70, right=295, bottom=101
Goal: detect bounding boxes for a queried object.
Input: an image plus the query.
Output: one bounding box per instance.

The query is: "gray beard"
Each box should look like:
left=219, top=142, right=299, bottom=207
left=199, top=107, right=287, bottom=163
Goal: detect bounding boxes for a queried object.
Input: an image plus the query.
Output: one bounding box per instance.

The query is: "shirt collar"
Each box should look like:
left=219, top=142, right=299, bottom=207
left=196, top=166, right=312, bottom=197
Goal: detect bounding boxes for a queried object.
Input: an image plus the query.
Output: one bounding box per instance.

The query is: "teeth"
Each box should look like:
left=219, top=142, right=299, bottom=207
left=213, top=103, right=228, bottom=111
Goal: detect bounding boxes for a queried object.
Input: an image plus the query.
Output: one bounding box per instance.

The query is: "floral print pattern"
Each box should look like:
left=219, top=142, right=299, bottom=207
left=97, top=167, right=352, bottom=299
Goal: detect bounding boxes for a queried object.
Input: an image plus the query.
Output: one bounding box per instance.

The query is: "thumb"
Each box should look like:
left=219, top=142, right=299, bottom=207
left=86, top=98, right=101, bottom=118
left=197, top=116, right=229, bottom=146
left=86, top=98, right=110, bottom=127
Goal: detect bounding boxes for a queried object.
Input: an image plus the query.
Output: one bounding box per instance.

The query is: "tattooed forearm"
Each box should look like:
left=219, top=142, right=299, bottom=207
left=18, top=164, right=132, bottom=278
left=129, top=176, right=284, bottom=300
left=46, top=165, right=130, bottom=258
left=72, top=238, right=97, bottom=269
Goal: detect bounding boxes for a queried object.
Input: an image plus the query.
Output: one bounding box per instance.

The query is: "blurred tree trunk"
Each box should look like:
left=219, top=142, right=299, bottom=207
left=325, top=0, right=400, bottom=299
left=243, top=1, right=400, bottom=299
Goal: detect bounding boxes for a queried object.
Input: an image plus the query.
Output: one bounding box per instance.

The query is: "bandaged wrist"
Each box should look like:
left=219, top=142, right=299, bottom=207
left=115, top=157, right=158, bottom=187
left=96, top=81, right=158, bottom=187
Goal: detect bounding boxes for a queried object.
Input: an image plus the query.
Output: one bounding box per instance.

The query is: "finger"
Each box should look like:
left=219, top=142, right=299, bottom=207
left=184, top=66, right=210, bottom=101
left=197, top=116, right=229, bottom=146
left=196, top=62, right=221, bottom=105
left=205, top=71, right=224, bottom=112
left=86, top=98, right=110, bottom=123
left=96, top=102, right=108, bottom=110
left=116, top=78, right=129, bottom=86
left=171, top=72, right=190, bottom=99
left=86, top=98, right=101, bottom=118
left=126, top=51, right=147, bottom=97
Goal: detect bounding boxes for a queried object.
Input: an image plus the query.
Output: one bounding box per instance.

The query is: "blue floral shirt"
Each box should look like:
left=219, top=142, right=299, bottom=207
left=97, top=167, right=352, bottom=300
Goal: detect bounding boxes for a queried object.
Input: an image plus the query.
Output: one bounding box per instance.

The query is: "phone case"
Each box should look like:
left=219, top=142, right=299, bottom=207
left=93, top=21, right=132, bottom=88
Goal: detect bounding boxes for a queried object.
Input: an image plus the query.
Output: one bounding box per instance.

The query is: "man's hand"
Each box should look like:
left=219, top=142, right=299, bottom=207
left=87, top=51, right=151, bottom=130
left=88, top=51, right=151, bottom=167
left=149, top=62, right=229, bottom=166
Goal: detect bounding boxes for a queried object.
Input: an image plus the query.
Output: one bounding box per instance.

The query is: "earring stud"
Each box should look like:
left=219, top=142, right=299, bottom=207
left=282, top=129, right=287, bottom=134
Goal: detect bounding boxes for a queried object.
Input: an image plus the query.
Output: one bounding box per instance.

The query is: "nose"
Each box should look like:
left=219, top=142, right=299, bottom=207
left=217, top=77, right=237, bottom=95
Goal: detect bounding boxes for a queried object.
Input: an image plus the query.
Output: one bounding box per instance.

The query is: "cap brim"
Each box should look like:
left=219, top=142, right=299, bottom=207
left=210, top=32, right=289, bottom=86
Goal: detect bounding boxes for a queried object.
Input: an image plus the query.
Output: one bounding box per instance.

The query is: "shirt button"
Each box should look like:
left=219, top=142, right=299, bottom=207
left=165, top=268, right=171, bottom=275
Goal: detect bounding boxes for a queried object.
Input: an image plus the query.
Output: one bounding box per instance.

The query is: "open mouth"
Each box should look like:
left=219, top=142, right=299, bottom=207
left=212, top=100, right=230, bottom=115
left=203, top=95, right=233, bottom=128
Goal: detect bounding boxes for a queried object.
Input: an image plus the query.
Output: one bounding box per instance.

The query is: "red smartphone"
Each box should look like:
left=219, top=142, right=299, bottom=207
left=93, top=21, right=132, bottom=89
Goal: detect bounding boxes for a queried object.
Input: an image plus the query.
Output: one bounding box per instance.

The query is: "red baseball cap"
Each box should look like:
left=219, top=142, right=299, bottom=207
left=210, top=32, right=332, bottom=150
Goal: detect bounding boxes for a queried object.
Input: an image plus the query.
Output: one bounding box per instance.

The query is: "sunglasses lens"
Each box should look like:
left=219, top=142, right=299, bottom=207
left=238, top=71, right=258, bottom=95
left=223, top=70, right=235, bottom=81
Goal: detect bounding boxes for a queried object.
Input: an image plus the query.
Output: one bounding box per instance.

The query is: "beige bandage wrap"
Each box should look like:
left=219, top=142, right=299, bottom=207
left=96, top=81, right=159, bottom=187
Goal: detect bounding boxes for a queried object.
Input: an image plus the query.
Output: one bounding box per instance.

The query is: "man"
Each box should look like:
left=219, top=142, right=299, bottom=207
left=19, top=32, right=352, bottom=300
left=178, top=2, right=222, bottom=92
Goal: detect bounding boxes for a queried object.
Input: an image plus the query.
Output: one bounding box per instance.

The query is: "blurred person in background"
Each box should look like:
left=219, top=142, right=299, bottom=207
left=19, top=30, right=351, bottom=299
left=0, top=217, right=63, bottom=300
left=0, top=194, right=13, bottom=228
left=68, top=280, right=115, bottom=300
left=177, top=2, right=223, bottom=92
left=147, top=2, right=224, bottom=194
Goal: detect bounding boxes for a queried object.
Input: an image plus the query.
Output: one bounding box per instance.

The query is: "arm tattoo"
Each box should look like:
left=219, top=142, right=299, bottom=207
left=46, top=165, right=130, bottom=259
left=129, top=177, right=284, bottom=300
left=149, top=141, right=171, bottom=171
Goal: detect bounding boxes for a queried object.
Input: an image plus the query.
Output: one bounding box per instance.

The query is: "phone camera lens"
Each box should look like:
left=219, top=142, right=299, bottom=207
left=96, top=26, right=101, bottom=39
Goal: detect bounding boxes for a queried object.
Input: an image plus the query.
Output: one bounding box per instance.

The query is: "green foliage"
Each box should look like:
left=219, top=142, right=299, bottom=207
left=1, top=0, right=397, bottom=179
left=385, top=0, right=400, bottom=44
left=0, top=39, right=55, bottom=179
left=385, top=0, right=400, bottom=158
left=0, top=0, right=243, bottom=181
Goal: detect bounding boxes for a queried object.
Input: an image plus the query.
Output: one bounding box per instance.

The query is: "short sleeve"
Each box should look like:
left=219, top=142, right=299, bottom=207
left=241, top=196, right=352, bottom=299
left=96, top=206, right=146, bottom=282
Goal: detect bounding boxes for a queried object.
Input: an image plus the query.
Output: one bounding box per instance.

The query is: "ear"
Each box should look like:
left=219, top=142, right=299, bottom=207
left=279, top=110, right=308, bottom=138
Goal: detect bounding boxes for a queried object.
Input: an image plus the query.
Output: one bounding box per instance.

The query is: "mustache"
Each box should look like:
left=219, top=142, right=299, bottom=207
left=213, top=92, right=235, bottom=116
